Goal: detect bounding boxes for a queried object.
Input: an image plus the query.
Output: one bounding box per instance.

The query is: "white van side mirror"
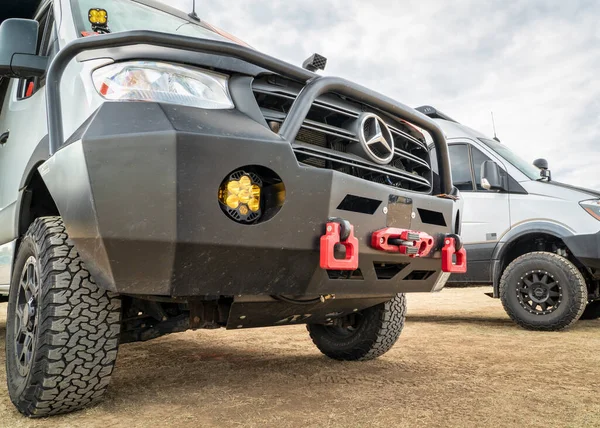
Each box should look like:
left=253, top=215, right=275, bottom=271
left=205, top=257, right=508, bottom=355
left=0, top=19, right=48, bottom=78
left=533, top=158, right=552, bottom=181
left=481, top=160, right=505, bottom=191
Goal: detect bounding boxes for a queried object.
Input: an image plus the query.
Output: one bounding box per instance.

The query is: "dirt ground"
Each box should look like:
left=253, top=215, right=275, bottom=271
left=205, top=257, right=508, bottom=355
left=1, top=287, right=600, bottom=428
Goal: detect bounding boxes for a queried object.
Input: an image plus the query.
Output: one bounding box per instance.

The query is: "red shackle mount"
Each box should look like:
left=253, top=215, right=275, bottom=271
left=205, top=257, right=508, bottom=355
left=371, top=228, right=435, bottom=258
left=320, top=218, right=359, bottom=271
left=441, top=236, right=467, bottom=273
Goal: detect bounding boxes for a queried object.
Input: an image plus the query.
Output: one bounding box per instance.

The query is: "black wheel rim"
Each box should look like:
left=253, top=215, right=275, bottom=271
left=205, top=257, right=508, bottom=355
left=14, top=256, right=40, bottom=377
left=324, top=312, right=365, bottom=338
left=516, top=270, right=562, bottom=315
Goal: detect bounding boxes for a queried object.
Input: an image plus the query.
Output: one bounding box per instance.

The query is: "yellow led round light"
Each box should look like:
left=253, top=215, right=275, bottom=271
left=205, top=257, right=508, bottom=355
left=238, top=189, right=251, bottom=204
left=248, top=197, right=260, bottom=212
left=218, top=171, right=265, bottom=223
left=226, top=194, right=240, bottom=209
left=227, top=180, right=240, bottom=195
left=239, top=175, right=251, bottom=188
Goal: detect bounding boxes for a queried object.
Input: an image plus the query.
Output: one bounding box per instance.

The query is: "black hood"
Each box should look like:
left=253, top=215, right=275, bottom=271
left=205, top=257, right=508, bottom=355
left=548, top=181, right=600, bottom=198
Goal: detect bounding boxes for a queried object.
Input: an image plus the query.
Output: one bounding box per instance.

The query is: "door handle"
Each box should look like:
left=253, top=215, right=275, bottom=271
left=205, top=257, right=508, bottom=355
left=0, top=131, right=8, bottom=145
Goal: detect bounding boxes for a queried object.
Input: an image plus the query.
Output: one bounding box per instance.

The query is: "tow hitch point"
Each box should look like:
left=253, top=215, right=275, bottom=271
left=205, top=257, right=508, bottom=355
left=371, top=228, right=435, bottom=258
left=441, top=236, right=467, bottom=273
left=320, top=218, right=359, bottom=271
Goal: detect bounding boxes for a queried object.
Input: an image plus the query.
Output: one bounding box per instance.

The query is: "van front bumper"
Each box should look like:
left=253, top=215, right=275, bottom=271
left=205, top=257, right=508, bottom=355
left=40, top=102, right=461, bottom=297
left=564, top=231, right=600, bottom=271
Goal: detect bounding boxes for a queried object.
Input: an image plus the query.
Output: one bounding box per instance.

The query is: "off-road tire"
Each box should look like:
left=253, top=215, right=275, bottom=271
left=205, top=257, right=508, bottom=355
left=499, top=252, right=587, bottom=331
left=6, top=217, right=121, bottom=417
left=307, top=293, right=406, bottom=361
left=580, top=300, right=600, bottom=320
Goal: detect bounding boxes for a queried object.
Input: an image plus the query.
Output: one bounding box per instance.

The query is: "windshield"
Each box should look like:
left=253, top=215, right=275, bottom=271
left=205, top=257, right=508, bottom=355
left=478, top=138, right=541, bottom=180
left=71, top=0, right=244, bottom=44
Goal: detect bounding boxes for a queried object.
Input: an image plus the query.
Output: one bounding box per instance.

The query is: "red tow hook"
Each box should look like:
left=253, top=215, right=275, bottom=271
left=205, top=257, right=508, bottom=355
left=371, top=228, right=435, bottom=258
left=320, top=218, right=359, bottom=271
left=441, top=236, right=467, bottom=273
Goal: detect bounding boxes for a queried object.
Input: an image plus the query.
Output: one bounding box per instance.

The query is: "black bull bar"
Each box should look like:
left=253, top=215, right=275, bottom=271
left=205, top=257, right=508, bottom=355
left=44, top=30, right=453, bottom=195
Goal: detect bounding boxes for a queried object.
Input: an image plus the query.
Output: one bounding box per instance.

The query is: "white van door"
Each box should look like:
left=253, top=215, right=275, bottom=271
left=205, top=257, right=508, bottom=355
left=448, top=141, right=511, bottom=281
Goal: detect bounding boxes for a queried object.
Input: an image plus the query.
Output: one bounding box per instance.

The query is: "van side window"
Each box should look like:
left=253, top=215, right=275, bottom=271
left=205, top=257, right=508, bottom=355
left=17, top=5, right=55, bottom=100
left=471, top=147, right=494, bottom=191
left=448, top=144, right=474, bottom=191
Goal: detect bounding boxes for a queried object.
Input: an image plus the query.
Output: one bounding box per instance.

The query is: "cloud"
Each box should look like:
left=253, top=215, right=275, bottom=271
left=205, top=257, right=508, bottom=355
left=168, top=0, right=600, bottom=188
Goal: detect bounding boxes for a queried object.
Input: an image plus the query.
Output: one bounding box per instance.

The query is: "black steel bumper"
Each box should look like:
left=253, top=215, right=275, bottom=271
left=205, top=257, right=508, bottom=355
left=40, top=102, right=459, bottom=297
left=40, top=30, right=460, bottom=297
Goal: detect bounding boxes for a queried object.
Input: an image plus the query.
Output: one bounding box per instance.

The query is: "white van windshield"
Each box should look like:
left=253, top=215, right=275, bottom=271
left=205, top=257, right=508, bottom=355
left=71, top=0, right=240, bottom=44
left=479, top=138, right=541, bottom=180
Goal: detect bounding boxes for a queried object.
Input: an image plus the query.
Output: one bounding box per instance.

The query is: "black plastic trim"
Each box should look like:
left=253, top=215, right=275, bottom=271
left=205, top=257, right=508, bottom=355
left=18, top=135, right=49, bottom=190
left=448, top=242, right=496, bottom=284
left=490, top=221, right=575, bottom=296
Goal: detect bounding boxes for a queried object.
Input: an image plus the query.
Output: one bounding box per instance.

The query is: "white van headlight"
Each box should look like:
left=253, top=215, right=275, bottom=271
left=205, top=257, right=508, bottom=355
left=580, top=199, right=600, bottom=221
left=92, top=61, right=234, bottom=109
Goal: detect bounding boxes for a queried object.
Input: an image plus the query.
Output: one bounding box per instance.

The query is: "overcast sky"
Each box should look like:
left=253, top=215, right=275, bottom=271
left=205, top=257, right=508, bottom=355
left=169, top=0, right=600, bottom=189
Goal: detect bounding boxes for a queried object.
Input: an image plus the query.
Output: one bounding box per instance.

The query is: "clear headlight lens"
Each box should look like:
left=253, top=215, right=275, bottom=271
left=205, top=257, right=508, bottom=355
left=580, top=199, right=600, bottom=221
left=92, top=61, right=233, bottom=109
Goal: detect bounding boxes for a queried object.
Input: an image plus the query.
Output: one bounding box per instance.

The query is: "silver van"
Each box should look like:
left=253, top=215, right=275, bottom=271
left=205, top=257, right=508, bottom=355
left=421, top=106, right=600, bottom=331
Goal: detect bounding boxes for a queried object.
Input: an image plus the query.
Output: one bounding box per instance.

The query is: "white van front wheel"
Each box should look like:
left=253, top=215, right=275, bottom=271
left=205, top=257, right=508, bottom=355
left=499, top=252, right=587, bottom=331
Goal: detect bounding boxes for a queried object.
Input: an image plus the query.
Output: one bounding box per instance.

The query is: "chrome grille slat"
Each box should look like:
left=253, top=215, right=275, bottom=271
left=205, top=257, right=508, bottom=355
left=253, top=77, right=432, bottom=193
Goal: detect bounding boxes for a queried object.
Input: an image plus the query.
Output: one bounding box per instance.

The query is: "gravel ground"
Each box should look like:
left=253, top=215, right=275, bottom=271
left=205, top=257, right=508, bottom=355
left=1, top=286, right=600, bottom=427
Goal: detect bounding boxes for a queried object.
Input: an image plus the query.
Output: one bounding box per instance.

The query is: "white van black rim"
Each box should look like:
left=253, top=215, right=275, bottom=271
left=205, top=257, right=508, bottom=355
left=516, top=270, right=562, bottom=315
left=14, top=256, right=40, bottom=377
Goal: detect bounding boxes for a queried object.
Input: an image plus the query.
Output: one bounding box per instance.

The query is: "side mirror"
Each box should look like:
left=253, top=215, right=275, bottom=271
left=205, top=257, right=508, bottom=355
left=481, top=160, right=505, bottom=191
left=533, top=158, right=551, bottom=180
left=0, top=19, right=48, bottom=78
left=533, top=158, right=548, bottom=169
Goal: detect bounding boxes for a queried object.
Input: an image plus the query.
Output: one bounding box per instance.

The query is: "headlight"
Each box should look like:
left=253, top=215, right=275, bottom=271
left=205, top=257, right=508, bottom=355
left=92, top=61, right=234, bottom=109
left=580, top=199, right=600, bottom=221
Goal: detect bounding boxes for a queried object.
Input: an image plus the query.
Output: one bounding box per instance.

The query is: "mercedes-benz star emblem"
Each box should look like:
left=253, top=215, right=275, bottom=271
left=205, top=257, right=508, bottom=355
left=357, top=113, right=395, bottom=164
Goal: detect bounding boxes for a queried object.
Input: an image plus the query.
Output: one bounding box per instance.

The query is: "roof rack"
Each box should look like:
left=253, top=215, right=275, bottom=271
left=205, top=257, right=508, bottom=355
left=416, top=105, right=459, bottom=124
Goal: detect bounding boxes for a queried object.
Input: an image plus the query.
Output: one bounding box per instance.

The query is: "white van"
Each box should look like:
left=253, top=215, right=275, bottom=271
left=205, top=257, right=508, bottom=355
left=420, top=106, right=600, bottom=331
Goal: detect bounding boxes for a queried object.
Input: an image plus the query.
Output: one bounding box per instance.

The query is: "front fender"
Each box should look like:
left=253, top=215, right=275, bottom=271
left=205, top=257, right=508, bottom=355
left=491, top=220, right=575, bottom=296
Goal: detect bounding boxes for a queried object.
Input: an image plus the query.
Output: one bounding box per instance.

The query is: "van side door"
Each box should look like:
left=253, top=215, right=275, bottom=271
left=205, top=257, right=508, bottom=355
left=448, top=140, right=511, bottom=283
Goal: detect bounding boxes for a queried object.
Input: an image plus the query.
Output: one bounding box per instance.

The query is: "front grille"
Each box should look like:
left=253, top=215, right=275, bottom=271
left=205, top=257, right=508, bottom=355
left=252, top=75, right=432, bottom=193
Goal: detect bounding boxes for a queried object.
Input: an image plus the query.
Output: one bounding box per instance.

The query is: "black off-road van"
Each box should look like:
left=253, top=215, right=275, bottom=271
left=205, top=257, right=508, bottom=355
left=0, top=0, right=464, bottom=416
